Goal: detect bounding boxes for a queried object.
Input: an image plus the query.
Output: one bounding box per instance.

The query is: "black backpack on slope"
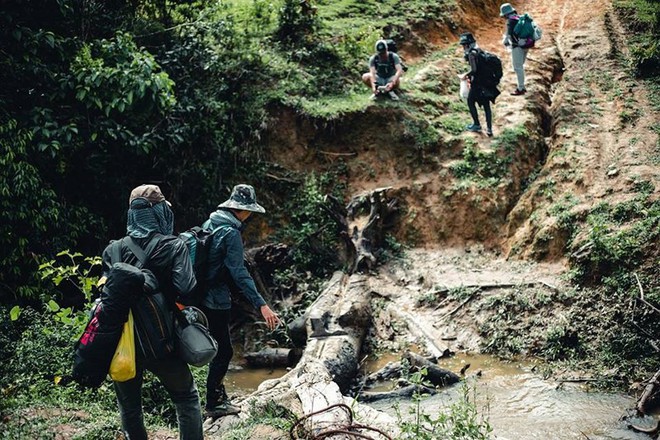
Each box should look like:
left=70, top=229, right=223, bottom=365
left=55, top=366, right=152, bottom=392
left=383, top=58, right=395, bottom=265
left=476, top=50, right=503, bottom=88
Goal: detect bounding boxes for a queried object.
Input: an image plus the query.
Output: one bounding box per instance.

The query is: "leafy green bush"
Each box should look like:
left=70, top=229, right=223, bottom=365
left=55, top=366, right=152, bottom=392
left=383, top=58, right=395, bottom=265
left=276, top=173, right=345, bottom=275
left=276, top=0, right=321, bottom=47
left=0, top=116, right=62, bottom=300
left=450, top=144, right=512, bottom=185
left=397, top=371, right=492, bottom=440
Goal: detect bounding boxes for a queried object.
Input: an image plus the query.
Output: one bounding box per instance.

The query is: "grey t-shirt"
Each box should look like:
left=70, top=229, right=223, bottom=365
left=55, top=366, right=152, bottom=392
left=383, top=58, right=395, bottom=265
left=369, top=52, right=401, bottom=79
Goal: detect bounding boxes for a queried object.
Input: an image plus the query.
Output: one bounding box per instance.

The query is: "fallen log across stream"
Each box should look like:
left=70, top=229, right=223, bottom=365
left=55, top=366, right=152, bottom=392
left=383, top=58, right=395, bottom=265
left=206, top=272, right=400, bottom=439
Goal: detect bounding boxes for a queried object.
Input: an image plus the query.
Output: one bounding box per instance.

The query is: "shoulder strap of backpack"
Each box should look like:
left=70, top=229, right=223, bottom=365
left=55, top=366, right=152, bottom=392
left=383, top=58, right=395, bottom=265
left=125, top=234, right=163, bottom=269
left=126, top=234, right=188, bottom=325
left=110, top=240, right=123, bottom=265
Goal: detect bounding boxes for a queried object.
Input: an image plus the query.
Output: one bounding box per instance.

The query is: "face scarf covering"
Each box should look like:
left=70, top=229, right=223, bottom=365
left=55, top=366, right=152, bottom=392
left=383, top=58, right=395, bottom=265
left=126, top=198, right=174, bottom=238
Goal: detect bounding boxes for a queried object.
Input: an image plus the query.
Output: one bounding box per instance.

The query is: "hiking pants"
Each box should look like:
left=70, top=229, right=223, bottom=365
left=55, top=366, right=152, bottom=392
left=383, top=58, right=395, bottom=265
left=202, top=307, right=233, bottom=408
left=114, top=357, right=202, bottom=440
left=511, top=46, right=529, bottom=90
left=467, top=86, right=492, bottom=130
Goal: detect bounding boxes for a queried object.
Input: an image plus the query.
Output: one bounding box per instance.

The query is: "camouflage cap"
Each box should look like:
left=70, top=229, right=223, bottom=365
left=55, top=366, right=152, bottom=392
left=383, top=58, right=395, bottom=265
left=218, top=184, right=266, bottom=214
left=129, top=184, right=169, bottom=207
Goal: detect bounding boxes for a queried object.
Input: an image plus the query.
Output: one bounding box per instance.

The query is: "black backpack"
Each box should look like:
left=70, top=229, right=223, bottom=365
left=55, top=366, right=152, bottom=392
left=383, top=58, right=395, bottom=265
left=71, top=262, right=146, bottom=388
left=178, top=225, right=225, bottom=306
left=385, top=39, right=398, bottom=53
left=114, top=236, right=177, bottom=361
left=476, top=50, right=503, bottom=87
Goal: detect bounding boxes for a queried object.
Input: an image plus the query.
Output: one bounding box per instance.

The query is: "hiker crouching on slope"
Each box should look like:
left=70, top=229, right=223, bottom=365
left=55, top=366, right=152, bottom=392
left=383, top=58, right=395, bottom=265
left=102, top=184, right=202, bottom=440
left=461, top=33, right=498, bottom=137
left=362, top=39, right=404, bottom=101
left=200, top=184, right=280, bottom=419
left=500, top=2, right=529, bottom=95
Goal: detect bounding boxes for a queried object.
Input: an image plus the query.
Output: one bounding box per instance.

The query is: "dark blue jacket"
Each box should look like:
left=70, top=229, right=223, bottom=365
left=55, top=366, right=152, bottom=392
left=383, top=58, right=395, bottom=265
left=201, top=209, right=267, bottom=311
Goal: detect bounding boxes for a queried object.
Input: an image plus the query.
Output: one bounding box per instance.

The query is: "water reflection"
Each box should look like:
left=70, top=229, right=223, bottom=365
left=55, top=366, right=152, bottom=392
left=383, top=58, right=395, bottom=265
left=224, top=365, right=289, bottom=395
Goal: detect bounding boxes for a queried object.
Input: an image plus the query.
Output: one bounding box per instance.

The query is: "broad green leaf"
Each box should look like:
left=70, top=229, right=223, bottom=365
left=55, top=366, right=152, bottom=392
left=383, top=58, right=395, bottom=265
left=47, top=300, right=60, bottom=312
left=10, top=305, right=21, bottom=321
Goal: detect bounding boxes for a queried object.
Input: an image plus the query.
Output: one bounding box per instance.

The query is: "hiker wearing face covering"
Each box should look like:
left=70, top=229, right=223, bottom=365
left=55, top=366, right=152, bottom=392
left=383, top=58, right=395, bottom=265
left=101, top=184, right=202, bottom=440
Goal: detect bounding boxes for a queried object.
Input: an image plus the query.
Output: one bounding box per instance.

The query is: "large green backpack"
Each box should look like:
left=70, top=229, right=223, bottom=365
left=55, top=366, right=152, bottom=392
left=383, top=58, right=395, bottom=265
left=514, top=14, right=536, bottom=40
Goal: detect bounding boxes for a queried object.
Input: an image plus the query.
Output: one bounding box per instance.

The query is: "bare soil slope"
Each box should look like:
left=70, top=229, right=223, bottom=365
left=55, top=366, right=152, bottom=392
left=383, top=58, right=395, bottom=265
left=265, top=0, right=659, bottom=261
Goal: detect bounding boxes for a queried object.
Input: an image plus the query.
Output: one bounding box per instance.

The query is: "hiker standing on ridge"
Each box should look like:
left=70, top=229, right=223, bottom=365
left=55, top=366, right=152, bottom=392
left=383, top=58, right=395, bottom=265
left=500, top=2, right=529, bottom=95
left=460, top=33, right=500, bottom=137
left=101, top=184, right=203, bottom=440
left=362, top=39, right=404, bottom=101
left=200, top=184, right=280, bottom=419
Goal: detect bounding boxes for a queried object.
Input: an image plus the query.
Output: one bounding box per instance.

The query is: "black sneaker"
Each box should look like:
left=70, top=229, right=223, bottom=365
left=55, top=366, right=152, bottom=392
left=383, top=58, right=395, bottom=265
left=205, top=402, right=241, bottom=419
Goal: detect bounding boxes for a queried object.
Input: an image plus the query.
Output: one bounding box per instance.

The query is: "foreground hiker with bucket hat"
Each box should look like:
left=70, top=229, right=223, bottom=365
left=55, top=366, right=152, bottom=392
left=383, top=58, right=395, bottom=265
left=198, top=184, right=280, bottom=419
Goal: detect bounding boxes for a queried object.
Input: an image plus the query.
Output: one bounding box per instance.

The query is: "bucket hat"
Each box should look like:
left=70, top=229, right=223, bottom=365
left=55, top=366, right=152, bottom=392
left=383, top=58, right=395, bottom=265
left=459, top=32, right=476, bottom=46
left=499, top=3, right=516, bottom=16
left=217, top=184, right=265, bottom=214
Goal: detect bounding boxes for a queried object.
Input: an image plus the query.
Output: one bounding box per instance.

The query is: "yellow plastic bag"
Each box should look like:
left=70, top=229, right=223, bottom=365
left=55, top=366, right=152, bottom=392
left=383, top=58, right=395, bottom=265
left=109, top=311, right=136, bottom=382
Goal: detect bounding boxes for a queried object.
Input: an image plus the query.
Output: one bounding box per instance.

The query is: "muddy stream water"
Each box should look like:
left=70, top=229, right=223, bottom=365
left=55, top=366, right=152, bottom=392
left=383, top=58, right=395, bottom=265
left=224, top=353, right=651, bottom=440
left=366, top=353, right=648, bottom=440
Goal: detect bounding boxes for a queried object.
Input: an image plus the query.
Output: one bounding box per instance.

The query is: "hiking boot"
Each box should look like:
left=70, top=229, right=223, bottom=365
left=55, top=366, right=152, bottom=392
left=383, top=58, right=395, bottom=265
left=205, top=402, right=241, bottom=419
left=205, top=385, right=241, bottom=419
left=465, top=123, right=482, bottom=132
left=511, top=88, right=526, bottom=96
left=486, top=127, right=493, bottom=137
left=388, top=90, right=400, bottom=101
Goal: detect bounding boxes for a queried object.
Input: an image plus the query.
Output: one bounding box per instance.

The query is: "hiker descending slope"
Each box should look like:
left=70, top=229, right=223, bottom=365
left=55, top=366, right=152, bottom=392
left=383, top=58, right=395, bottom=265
left=199, top=184, right=280, bottom=419
left=101, top=184, right=203, bottom=440
left=500, top=2, right=531, bottom=95
left=460, top=32, right=502, bottom=137
left=362, top=39, right=404, bottom=101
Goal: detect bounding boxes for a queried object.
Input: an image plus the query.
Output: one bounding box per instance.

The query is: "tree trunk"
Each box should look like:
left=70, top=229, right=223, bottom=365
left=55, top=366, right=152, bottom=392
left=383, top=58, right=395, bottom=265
left=244, top=348, right=302, bottom=368
left=359, top=384, right=438, bottom=403
left=323, top=188, right=398, bottom=273
left=207, top=273, right=401, bottom=439
left=403, top=351, right=461, bottom=387
left=637, top=368, right=660, bottom=415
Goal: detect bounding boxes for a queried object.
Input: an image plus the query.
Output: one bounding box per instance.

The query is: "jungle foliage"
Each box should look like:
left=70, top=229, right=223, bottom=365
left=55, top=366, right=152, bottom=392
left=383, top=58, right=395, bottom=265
left=0, top=0, right=346, bottom=303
